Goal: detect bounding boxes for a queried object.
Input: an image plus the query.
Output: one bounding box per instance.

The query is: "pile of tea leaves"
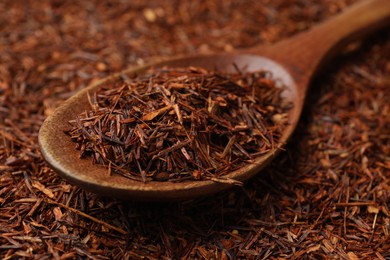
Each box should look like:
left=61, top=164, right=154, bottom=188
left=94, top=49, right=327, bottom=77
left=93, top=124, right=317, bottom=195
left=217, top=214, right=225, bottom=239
left=66, top=67, right=291, bottom=182
left=2, top=0, right=389, bottom=259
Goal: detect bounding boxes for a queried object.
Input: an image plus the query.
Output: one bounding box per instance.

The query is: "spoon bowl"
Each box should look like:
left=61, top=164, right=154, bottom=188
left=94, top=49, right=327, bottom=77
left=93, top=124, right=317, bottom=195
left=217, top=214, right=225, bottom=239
left=39, top=54, right=298, bottom=200
left=39, top=0, right=390, bottom=200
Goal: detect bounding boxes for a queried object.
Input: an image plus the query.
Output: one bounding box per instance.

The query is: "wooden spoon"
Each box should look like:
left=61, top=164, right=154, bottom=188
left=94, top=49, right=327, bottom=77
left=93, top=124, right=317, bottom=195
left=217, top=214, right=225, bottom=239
left=39, top=0, right=390, bottom=201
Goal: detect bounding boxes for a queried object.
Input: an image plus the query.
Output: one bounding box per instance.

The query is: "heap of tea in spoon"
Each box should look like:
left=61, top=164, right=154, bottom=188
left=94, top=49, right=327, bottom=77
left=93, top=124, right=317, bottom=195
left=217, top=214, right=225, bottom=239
left=66, top=66, right=291, bottom=182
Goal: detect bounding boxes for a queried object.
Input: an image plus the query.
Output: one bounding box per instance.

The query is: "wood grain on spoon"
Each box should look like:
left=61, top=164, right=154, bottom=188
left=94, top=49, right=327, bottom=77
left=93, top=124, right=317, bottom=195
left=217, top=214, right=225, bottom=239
left=39, top=0, right=390, bottom=200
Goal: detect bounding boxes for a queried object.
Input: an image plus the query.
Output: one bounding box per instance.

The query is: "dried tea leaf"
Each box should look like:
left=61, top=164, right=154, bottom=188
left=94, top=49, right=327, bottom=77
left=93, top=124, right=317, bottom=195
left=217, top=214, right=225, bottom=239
left=142, top=105, right=172, bottom=121
left=367, top=205, right=379, bottom=214
left=32, top=181, right=54, bottom=198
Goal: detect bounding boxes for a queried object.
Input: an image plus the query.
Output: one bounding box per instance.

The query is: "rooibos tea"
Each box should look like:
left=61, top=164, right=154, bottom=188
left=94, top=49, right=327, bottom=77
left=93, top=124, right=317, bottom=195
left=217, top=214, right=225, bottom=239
left=66, top=66, right=291, bottom=182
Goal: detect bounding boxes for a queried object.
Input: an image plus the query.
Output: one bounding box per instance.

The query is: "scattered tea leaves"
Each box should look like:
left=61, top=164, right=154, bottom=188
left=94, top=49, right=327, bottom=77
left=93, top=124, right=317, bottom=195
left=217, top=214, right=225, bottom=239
left=1, top=0, right=388, bottom=259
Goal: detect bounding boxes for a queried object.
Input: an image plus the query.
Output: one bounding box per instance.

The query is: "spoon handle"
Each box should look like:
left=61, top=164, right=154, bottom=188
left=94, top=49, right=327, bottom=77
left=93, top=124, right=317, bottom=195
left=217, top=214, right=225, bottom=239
left=258, top=0, right=390, bottom=90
